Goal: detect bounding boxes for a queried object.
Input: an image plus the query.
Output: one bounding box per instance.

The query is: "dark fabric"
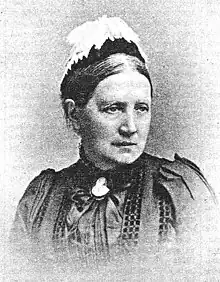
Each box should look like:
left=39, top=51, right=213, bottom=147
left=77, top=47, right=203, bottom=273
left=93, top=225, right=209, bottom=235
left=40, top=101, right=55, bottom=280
left=62, top=38, right=145, bottom=76
left=10, top=152, right=219, bottom=264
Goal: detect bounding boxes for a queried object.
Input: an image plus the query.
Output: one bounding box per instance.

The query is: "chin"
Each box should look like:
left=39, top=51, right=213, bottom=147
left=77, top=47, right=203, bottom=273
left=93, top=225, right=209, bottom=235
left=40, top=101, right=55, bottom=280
left=117, top=156, right=139, bottom=165
left=110, top=151, right=143, bottom=166
left=94, top=145, right=145, bottom=168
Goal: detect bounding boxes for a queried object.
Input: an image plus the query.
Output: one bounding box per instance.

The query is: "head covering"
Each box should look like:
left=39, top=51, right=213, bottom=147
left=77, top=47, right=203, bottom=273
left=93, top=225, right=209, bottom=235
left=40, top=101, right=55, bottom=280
left=61, top=15, right=148, bottom=81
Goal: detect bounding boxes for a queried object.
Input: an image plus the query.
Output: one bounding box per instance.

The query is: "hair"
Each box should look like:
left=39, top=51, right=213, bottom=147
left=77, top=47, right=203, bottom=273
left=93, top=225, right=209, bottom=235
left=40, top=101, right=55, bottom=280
left=60, top=38, right=153, bottom=124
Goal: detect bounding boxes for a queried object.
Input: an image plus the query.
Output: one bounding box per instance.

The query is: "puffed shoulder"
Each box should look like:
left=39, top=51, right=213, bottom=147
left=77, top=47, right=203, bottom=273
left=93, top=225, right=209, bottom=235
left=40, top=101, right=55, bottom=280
left=10, top=168, right=56, bottom=244
left=19, top=168, right=56, bottom=204
left=156, top=153, right=218, bottom=204
left=153, top=153, right=219, bottom=240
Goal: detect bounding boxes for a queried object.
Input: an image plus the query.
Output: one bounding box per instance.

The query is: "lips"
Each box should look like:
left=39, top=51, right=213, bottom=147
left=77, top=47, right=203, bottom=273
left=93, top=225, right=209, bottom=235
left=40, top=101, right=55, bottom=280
left=112, top=141, right=137, bottom=147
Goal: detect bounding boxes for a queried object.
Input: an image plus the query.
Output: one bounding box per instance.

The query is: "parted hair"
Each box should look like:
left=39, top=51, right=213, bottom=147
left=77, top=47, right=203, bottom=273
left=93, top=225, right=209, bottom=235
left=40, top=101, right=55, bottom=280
left=60, top=38, right=153, bottom=122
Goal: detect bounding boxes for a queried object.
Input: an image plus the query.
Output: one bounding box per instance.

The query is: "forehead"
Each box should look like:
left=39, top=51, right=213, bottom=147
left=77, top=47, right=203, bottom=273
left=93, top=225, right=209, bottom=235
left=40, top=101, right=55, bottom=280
left=92, top=71, right=151, bottom=102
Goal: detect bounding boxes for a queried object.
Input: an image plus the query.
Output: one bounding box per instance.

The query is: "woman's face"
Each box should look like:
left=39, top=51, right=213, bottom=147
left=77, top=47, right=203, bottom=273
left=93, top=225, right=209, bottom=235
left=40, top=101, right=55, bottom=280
left=77, top=71, right=152, bottom=170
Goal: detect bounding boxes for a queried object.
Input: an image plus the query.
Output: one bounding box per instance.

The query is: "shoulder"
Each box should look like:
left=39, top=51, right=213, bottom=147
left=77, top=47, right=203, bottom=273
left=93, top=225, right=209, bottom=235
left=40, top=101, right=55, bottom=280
left=11, top=168, right=57, bottom=239
left=142, top=151, right=218, bottom=210
left=150, top=152, right=219, bottom=230
left=143, top=152, right=220, bottom=238
left=14, top=168, right=57, bottom=219
left=20, top=168, right=56, bottom=201
left=157, top=153, right=217, bottom=204
left=22, top=162, right=79, bottom=197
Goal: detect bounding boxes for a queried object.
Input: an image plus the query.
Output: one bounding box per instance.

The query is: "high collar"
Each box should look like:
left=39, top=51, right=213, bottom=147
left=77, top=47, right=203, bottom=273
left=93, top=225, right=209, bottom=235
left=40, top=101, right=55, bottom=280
left=78, top=146, right=145, bottom=175
left=75, top=147, right=146, bottom=193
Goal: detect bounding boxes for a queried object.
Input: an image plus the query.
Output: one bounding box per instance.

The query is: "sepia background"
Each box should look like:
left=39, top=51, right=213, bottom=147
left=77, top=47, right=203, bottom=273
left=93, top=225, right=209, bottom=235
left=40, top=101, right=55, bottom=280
left=1, top=0, right=220, bottom=270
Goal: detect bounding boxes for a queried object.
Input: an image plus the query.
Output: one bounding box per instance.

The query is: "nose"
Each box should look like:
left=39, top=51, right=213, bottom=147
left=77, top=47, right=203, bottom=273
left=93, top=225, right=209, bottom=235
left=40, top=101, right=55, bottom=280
left=119, top=113, right=137, bottom=137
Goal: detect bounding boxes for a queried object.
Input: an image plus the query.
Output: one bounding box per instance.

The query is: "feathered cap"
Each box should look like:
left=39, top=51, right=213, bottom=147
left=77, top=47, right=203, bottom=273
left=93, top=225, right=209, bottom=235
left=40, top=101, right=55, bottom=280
left=61, top=15, right=148, bottom=81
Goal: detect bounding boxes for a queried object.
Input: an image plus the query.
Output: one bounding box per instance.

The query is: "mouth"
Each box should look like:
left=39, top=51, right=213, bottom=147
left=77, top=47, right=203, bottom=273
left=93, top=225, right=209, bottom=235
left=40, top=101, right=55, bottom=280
left=112, top=141, right=137, bottom=147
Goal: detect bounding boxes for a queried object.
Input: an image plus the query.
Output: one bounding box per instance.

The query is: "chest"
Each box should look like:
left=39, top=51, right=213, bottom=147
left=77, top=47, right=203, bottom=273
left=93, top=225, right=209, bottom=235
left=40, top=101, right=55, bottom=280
left=31, top=167, right=175, bottom=259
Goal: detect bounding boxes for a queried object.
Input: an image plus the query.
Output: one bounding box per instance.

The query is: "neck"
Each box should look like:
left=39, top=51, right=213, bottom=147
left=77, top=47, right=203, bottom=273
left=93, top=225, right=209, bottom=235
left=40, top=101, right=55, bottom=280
left=79, top=146, right=118, bottom=171
left=79, top=146, right=143, bottom=172
left=80, top=146, right=131, bottom=171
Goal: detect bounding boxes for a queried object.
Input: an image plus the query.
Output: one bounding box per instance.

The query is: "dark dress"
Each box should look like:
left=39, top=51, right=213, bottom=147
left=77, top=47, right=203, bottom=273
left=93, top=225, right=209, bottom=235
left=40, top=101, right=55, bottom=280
left=10, top=151, right=219, bottom=265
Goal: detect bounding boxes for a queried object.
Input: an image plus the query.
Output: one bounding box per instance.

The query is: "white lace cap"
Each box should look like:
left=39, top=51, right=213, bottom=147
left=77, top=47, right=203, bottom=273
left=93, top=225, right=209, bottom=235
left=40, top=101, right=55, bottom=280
left=61, top=15, right=148, bottom=81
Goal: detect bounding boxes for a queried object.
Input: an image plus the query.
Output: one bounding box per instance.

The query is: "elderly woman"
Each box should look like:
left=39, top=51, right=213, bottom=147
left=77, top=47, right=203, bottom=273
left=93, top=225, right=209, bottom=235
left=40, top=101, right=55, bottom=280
left=10, top=16, right=218, bottom=265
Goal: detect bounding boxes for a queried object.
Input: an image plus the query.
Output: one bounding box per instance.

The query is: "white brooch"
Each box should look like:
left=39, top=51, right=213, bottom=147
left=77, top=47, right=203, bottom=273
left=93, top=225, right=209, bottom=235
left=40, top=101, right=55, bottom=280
left=61, top=15, right=148, bottom=80
left=91, top=177, right=110, bottom=198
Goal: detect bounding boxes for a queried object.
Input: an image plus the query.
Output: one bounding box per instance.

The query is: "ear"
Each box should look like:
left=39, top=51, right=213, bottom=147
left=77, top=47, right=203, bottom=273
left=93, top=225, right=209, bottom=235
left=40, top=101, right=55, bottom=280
left=65, top=99, right=80, bottom=132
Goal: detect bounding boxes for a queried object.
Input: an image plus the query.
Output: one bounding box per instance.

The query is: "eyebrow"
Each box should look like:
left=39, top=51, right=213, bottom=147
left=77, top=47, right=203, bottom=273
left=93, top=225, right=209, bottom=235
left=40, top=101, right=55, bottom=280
left=97, top=101, right=124, bottom=108
left=97, top=100, right=151, bottom=110
left=97, top=98, right=150, bottom=104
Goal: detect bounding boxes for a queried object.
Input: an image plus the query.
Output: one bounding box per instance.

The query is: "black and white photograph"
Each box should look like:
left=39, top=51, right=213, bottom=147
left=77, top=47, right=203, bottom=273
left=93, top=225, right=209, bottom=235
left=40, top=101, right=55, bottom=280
left=1, top=1, right=220, bottom=280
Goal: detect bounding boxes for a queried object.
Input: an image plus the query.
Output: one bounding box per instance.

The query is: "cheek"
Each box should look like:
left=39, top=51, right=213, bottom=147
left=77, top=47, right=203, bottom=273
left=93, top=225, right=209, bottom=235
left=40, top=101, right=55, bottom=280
left=80, top=115, right=116, bottom=141
left=137, top=121, right=151, bottom=141
left=138, top=116, right=151, bottom=131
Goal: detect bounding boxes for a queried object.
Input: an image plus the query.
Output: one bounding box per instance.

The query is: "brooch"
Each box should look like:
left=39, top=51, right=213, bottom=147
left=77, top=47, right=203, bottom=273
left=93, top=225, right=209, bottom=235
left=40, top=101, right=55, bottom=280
left=91, top=177, right=110, bottom=198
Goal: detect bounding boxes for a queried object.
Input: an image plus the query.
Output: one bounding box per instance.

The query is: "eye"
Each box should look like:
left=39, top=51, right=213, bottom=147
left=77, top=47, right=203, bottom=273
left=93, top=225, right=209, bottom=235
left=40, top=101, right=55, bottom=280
left=135, top=103, right=149, bottom=113
left=103, top=104, right=123, bottom=114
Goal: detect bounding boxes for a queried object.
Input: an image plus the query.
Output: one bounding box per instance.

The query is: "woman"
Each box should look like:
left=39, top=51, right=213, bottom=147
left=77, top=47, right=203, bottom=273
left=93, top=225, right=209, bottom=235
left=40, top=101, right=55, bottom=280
left=10, top=16, right=219, bottom=266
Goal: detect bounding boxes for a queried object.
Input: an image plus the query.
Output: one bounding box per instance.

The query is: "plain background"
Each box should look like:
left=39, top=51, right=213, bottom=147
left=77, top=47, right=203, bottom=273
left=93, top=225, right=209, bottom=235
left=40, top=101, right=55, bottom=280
left=1, top=0, right=220, bottom=245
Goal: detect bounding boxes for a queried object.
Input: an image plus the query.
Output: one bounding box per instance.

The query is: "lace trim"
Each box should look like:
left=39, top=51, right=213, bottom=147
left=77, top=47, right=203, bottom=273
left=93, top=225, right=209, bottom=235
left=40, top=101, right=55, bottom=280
left=157, top=193, right=176, bottom=243
left=119, top=169, right=145, bottom=249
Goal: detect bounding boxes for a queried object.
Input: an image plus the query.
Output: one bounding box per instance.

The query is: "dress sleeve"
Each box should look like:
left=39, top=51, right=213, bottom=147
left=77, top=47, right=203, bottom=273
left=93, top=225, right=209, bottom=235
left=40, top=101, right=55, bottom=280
left=9, top=169, right=55, bottom=252
left=155, top=154, right=220, bottom=255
